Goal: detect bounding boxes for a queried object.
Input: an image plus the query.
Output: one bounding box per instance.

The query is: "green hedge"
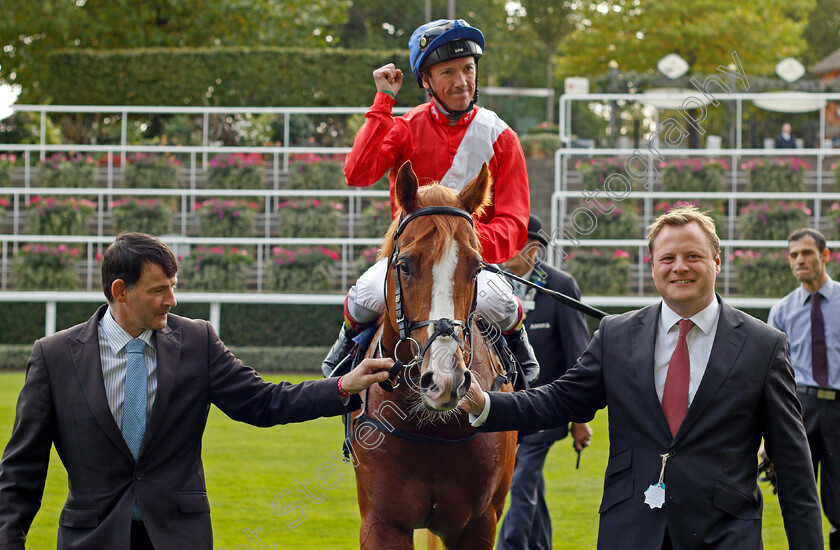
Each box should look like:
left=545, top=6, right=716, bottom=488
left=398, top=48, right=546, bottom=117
left=0, top=302, right=344, bottom=348
left=0, top=344, right=326, bottom=373
left=47, top=47, right=421, bottom=107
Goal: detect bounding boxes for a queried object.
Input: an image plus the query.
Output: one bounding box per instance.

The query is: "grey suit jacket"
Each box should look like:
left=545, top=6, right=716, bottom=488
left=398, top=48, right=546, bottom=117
left=482, top=297, right=822, bottom=549
left=0, top=305, right=348, bottom=550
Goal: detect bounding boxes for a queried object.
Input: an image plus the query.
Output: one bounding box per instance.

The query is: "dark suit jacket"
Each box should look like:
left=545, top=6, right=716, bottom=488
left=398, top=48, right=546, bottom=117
left=482, top=297, right=822, bottom=549
left=0, top=305, right=348, bottom=550
left=775, top=134, right=797, bottom=148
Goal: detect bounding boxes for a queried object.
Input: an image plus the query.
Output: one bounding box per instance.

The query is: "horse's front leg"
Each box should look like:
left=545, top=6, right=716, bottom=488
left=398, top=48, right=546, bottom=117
left=359, top=512, right=415, bottom=550
left=444, top=512, right=498, bottom=550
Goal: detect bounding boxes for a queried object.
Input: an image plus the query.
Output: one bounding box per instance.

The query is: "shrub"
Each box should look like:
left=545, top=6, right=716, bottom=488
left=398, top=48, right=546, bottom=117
left=520, top=133, right=561, bottom=158
left=742, top=157, right=809, bottom=192
left=731, top=249, right=796, bottom=297
left=587, top=204, right=641, bottom=240
left=563, top=248, right=631, bottom=296
left=264, top=246, right=337, bottom=293
left=13, top=244, right=79, bottom=290
left=38, top=152, right=96, bottom=188
left=354, top=246, right=381, bottom=278
left=660, top=158, right=727, bottom=192
left=111, top=198, right=173, bottom=235
left=0, top=154, right=17, bottom=187
left=276, top=198, right=343, bottom=238
left=207, top=153, right=265, bottom=189
left=574, top=157, right=629, bottom=189
left=361, top=200, right=392, bottom=238
left=738, top=201, right=810, bottom=240
left=828, top=203, right=840, bottom=240
left=25, top=196, right=95, bottom=235
left=178, top=246, right=252, bottom=291
left=288, top=155, right=345, bottom=190
left=123, top=152, right=180, bottom=189
left=194, top=198, right=258, bottom=238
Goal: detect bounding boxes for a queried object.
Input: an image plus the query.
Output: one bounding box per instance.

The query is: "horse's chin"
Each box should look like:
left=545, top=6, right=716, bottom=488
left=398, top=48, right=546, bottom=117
left=421, top=395, right=461, bottom=412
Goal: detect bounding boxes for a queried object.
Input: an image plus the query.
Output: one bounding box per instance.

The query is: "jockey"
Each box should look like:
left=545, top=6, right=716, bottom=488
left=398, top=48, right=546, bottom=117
left=322, top=18, right=539, bottom=383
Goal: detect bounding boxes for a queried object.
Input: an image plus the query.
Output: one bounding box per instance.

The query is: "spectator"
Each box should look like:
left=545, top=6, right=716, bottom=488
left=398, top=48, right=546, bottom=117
left=775, top=122, right=797, bottom=149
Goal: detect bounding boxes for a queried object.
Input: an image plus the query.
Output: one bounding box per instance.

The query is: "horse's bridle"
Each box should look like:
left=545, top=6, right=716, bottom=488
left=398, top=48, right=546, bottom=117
left=382, top=205, right=479, bottom=390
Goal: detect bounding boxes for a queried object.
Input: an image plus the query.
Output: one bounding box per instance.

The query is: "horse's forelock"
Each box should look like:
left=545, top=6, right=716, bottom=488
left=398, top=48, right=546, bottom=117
left=377, top=183, right=481, bottom=264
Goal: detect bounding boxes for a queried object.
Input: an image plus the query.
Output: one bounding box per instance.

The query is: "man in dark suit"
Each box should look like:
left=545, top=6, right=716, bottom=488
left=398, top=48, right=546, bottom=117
left=497, top=214, right=592, bottom=550
left=775, top=122, right=797, bottom=148
left=461, top=206, right=822, bottom=549
left=0, top=232, right=393, bottom=550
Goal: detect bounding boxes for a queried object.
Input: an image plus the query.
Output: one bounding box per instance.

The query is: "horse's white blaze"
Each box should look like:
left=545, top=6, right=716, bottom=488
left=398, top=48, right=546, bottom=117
left=427, top=240, right=460, bottom=390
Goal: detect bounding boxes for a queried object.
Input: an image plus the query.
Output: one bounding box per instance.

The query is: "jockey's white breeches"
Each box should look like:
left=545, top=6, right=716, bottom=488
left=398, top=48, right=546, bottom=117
left=347, top=258, right=521, bottom=331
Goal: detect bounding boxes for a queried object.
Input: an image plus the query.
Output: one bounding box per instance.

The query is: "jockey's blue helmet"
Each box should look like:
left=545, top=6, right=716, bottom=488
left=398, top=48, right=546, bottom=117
left=408, top=19, right=484, bottom=87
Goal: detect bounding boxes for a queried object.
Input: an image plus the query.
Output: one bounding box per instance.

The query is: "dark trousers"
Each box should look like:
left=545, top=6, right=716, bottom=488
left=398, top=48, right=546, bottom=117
left=798, top=390, right=840, bottom=547
left=131, top=521, right=154, bottom=550
left=497, top=427, right=568, bottom=550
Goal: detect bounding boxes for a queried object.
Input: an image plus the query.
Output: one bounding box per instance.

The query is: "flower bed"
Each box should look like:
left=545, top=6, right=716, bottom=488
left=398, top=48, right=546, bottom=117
left=111, top=199, right=173, bottom=236
left=178, top=246, right=252, bottom=292
left=587, top=204, right=641, bottom=240
left=354, top=246, right=381, bottom=278
left=742, top=157, right=809, bottom=192
left=828, top=203, right=840, bottom=240
left=563, top=248, right=631, bottom=296
left=207, top=153, right=265, bottom=189
left=276, top=198, right=343, bottom=238
left=288, top=156, right=345, bottom=190
left=361, top=200, right=392, bottom=238
left=738, top=201, right=810, bottom=240
left=0, top=154, right=16, bottom=187
left=265, top=246, right=338, bottom=293
left=194, top=198, right=258, bottom=238
left=660, top=158, right=727, bottom=192
left=574, top=157, right=629, bottom=189
left=25, top=196, right=95, bottom=235
left=38, top=153, right=96, bottom=188
left=731, top=249, right=796, bottom=297
left=123, top=153, right=181, bottom=190
left=13, top=244, right=79, bottom=290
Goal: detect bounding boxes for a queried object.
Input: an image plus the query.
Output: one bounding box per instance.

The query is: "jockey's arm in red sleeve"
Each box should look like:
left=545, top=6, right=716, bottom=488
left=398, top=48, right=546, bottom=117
left=345, top=92, right=401, bottom=187
left=475, top=128, right=530, bottom=264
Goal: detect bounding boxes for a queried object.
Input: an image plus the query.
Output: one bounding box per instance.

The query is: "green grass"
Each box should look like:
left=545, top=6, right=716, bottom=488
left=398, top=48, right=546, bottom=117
left=0, top=372, right=827, bottom=548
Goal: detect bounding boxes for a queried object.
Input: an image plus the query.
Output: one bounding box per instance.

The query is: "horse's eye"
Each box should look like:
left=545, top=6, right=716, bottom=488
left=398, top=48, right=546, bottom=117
left=399, top=260, right=412, bottom=276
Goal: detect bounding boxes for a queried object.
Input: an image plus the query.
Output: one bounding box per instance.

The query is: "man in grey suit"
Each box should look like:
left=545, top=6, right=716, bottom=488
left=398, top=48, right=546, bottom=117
left=461, top=205, right=822, bottom=549
left=0, top=232, right=393, bottom=550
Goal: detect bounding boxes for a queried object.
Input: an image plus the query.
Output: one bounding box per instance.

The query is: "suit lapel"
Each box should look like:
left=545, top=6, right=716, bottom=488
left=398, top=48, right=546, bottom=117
left=69, top=305, right=134, bottom=462
left=141, top=322, right=181, bottom=457
left=631, top=304, right=673, bottom=440
left=675, top=300, right=746, bottom=441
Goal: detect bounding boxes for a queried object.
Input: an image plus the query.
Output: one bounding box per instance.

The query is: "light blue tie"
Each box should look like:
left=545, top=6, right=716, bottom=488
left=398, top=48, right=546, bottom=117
left=122, top=338, right=147, bottom=460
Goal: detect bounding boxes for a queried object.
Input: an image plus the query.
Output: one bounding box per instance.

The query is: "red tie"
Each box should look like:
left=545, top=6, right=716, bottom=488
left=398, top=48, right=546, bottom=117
left=662, top=319, right=695, bottom=436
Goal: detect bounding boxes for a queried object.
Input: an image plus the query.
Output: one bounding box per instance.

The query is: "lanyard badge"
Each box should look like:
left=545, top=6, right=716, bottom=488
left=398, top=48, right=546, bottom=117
left=644, top=452, right=671, bottom=509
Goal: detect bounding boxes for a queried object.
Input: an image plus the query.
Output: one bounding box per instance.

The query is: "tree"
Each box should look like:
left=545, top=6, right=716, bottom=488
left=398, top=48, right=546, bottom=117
left=0, top=0, right=347, bottom=103
left=801, top=0, right=840, bottom=66
left=558, top=0, right=814, bottom=79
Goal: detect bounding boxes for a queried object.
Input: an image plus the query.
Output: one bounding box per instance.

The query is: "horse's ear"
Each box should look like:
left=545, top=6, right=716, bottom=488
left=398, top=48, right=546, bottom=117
left=395, top=161, right=419, bottom=212
left=458, top=163, right=492, bottom=216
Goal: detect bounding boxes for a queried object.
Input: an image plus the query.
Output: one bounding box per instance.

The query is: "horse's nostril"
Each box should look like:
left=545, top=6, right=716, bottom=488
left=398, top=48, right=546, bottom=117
left=419, top=372, right=435, bottom=391
left=457, top=371, right=472, bottom=399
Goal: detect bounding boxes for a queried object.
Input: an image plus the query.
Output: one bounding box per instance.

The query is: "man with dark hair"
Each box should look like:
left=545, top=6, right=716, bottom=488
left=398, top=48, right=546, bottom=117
left=768, top=227, right=840, bottom=549
left=461, top=206, right=822, bottom=549
left=0, top=232, right=393, bottom=550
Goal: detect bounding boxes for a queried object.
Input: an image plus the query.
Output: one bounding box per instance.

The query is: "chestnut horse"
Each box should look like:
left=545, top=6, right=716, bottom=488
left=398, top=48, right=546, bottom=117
left=349, top=161, right=517, bottom=549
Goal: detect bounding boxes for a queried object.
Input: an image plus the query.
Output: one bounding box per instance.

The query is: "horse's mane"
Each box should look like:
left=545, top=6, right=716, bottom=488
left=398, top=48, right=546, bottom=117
left=377, top=183, right=484, bottom=266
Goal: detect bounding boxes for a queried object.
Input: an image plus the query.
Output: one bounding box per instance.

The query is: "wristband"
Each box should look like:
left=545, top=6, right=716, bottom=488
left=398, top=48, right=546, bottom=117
left=337, top=376, right=351, bottom=399
left=380, top=90, right=396, bottom=99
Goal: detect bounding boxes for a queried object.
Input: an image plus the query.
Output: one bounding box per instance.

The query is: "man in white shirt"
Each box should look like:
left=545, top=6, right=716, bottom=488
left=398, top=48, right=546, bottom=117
left=460, top=205, right=821, bottom=550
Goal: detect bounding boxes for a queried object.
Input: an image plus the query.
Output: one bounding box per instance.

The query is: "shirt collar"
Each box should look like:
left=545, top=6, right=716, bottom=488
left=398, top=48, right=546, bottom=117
left=797, top=275, right=835, bottom=305
left=100, top=306, right=154, bottom=353
left=660, top=298, right=720, bottom=336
